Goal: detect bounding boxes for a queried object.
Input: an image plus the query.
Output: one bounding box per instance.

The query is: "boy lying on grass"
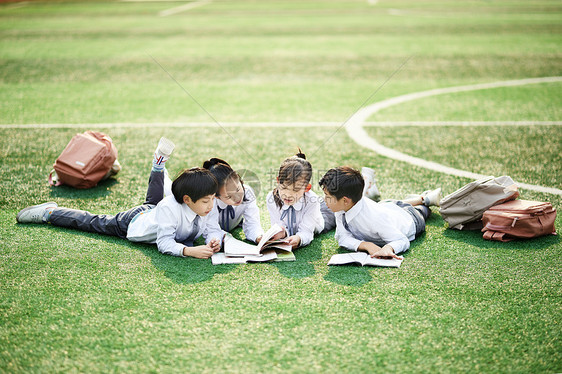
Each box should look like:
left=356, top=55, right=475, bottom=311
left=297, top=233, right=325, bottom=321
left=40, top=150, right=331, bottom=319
left=319, top=166, right=441, bottom=259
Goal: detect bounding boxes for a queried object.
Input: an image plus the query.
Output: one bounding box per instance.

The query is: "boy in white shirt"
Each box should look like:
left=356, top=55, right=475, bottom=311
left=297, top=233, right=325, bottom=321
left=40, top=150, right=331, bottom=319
left=16, top=138, right=223, bottom=259
left=319, top=166, right=441, bottom=259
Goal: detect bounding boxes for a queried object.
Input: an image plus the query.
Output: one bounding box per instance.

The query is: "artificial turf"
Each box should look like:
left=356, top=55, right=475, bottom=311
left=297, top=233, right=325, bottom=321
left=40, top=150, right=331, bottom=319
left=1, top=0, right=561, bottom=372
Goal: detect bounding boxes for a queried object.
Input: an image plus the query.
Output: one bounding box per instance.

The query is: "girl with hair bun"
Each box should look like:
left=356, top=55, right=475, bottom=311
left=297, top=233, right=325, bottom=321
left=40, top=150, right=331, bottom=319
left=266, top=149, right=335, bottom=250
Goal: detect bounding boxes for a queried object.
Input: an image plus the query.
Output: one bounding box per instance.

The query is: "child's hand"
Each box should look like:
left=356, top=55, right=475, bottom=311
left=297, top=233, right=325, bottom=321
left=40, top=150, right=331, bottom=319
left=183, top=245, right=215, bottom=259
left=370, top=244, right=403, bottom=260
left=208, top=238, right=221, bottom=252
left=255, top=236, right=263, bottom=244
left=286, top=235, right=301, bottom=249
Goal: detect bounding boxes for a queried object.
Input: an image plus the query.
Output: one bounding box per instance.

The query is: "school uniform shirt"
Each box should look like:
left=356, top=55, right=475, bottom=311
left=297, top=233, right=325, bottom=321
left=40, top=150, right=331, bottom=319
left=214, top=186, right=264, bottom=243
left=266, top=190, right=324, bottom=247
left=126, top=195, right=224, bottom=257
left=163, top=168, right=173, bottom=198
left=335, top=197, right=416, bottom=255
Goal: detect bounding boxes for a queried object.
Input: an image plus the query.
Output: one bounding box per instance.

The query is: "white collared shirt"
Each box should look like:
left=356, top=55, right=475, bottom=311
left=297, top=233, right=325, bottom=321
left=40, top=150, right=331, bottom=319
left=126, top=195, right=224, bottom=257
left=334, top=197, right=415, bottom=254
left=214, top=186, right=264, bottom=243
left=266, top=190, right=324, bottom=247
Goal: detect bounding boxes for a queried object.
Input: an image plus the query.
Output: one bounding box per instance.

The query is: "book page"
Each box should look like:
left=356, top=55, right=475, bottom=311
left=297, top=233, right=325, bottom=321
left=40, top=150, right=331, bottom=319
left=211, top=252, right=248, bottom=265
left=223, top=233, right=260, bottom=256
left=327, top=252, right=366, bottom=266
left=256, top=224, right=285, bottom=250
left=328, top=252, right=402, bottom=268
left=246, top=250, right=278, bottom=263
left=264, top=242, right=292, bottom=252
left=363, top=256, right=403, bottom=268
left=211, top=250, right=278, bottom=265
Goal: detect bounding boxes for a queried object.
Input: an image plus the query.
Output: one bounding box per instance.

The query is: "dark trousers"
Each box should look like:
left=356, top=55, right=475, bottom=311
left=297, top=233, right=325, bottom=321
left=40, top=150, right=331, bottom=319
left=320, top=199, right=336, bottom=233
left=393, top=200, right=430, bottom=238
left=49, top=170, right=165, bottom=239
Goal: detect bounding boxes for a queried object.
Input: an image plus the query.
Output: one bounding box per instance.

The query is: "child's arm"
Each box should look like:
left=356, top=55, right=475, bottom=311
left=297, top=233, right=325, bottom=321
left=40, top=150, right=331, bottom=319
left=202, top=206, right=225, bottom=248
left=293, top=197, right=323, bottom=247
left=155, top=204, right=193, bottom=257
left=241, top=196, right=264, bottom=243
left=358, top=241, right=403, bottom=260
left=183, top=244, right=217, bottom=259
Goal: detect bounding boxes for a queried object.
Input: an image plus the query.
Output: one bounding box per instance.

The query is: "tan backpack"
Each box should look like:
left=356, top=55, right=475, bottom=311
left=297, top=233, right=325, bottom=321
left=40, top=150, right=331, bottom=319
left=482, top=200, right=557, bottom=242
left=49, top=131, right=120, bottom=189
left=439, top=176, right=520, bottom=230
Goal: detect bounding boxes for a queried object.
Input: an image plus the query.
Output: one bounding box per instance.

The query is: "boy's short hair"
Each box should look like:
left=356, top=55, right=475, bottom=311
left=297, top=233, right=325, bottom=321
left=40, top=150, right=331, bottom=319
left=172, top=168, right=218, bottom=204
left=319, top=166, right=364, bottom=203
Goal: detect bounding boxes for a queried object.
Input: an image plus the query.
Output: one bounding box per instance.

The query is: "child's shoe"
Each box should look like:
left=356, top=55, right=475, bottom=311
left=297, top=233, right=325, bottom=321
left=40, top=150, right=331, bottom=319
left=361, top=167, right=381, bottom=202
left=153, top=137, right=175, bottom=171
left=102, top=159, right=122, bottom=180
left=422, top=188, right=442, bottom=207
left=16, top=202, right=58, bottom=223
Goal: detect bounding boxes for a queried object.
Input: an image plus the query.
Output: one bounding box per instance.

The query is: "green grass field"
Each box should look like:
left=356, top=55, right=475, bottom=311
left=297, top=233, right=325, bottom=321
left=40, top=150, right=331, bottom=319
left=1, top=0, right=561, bottom=372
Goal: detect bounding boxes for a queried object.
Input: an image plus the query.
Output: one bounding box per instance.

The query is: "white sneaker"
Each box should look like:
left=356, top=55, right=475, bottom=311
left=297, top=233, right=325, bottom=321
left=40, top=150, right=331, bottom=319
left=102, top=159, right=122, bottom=180
left=422, top=188, right=442, bottom=207
left=16, top=202, right=58, bottom=223
left=155, top=137, right=175, bottom=159
left=361, top=167, right=381, bottom=202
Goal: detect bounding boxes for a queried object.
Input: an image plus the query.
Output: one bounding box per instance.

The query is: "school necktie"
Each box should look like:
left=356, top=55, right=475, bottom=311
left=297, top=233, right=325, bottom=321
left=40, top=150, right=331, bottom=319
left=280, top=206, right=297, bottom=236
left=186, top=215, right=200, bottom=243
left=218, top=205, right=235, bottom=232
left=342, top=213, right=351, bottom=232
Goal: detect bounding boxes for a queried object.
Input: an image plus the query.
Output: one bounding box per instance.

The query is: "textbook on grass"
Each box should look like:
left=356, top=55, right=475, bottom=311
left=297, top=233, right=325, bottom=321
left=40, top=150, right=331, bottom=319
left=328, top=252, right=402, bottom=268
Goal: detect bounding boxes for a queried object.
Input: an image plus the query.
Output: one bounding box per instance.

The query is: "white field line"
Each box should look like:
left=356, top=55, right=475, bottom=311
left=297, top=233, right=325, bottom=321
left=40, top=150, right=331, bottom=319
left=3, top=121, right=561, bottom=130
left=362, top=121, right=562, bottom=127
left=158, top=0, right=211, bottom=16
left=345, top=76, right=562, bottom=195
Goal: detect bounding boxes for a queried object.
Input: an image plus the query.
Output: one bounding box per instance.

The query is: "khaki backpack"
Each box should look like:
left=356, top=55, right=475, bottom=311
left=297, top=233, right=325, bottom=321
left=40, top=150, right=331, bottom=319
left=439, top=176, right=519, bottom=230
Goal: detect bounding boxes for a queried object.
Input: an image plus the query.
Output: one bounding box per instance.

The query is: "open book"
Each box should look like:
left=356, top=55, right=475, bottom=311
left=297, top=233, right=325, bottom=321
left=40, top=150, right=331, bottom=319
left=212, top=224, right=295, bottom=265
left=212, top=250, right=278, bottom=265
left=211, top=250, right=296, bottom=265
left=223, top=224, right=292, bottom=256
left=328, top=252, right=403, bottom=268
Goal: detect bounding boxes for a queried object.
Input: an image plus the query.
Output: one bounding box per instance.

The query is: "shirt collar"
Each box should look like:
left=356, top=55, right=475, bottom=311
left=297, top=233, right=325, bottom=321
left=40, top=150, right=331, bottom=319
left=281, top=194, right=305, bottom=212
left=216, top=198, right=228, bottom=210
left=344, top=197, right=366, bottom=223
left=182, top=203, right=198, bottom=223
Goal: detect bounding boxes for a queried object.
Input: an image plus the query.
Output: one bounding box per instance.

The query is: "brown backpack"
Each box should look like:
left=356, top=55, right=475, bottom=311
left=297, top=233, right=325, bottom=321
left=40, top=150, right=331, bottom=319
left=481, top=199, right=557, bottom=242
left=49, top=131, right=120, bottom=189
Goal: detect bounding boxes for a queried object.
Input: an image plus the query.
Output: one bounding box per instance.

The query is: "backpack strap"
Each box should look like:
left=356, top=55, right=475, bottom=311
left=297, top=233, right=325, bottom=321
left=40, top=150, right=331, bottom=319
left=48, top=169, right=62, bottom=187
left=483, top=230, right=513, bottom=242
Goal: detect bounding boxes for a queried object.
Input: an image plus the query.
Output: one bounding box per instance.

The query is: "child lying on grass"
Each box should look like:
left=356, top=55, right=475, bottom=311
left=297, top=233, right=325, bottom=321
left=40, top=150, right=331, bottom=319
left=319, top=166, right=441, bottom=259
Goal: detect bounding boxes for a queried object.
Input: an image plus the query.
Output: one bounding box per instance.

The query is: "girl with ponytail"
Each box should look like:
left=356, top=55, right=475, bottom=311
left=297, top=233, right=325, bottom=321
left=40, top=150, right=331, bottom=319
left=202, top=158, right=264, bottom=244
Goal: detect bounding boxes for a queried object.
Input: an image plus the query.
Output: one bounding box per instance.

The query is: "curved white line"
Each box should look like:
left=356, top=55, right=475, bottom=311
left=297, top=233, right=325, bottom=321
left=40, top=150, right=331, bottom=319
left=345, top=77, right=562, bottom=195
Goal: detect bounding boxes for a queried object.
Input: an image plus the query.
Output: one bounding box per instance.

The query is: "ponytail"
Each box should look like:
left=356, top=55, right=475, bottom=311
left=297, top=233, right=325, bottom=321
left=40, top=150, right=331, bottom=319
left=202, top=158, right=240, bottom=197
